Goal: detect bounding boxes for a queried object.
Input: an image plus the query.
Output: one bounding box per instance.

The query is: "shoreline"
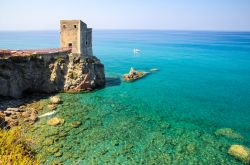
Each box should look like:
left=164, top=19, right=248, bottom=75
left=1, top=93, right=250, bottom=164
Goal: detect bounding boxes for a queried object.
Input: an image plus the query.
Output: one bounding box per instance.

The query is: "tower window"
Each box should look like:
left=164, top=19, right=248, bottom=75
left=63, top=25, right=66, bottom=28
left=74, top=25, right=77, bottom=28
left=68, top=43, right=72, bottom=48
left=86, top=41, right=88, bottom=45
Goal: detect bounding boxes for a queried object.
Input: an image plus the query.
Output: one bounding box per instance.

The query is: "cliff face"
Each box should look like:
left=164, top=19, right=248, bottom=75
left=0, top=53, right=105, bottom=98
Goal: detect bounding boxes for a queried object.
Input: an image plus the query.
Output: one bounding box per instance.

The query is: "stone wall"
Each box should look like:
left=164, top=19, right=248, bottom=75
left=60, top=20, right=84, bottom=54
left=60, top=20, right=93, bottom=56
left=86, top=28, right=93, bottom=56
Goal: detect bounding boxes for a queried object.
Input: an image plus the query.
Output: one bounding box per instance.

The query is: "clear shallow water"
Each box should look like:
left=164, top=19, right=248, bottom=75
left=1, top=30, right=250, bottom=164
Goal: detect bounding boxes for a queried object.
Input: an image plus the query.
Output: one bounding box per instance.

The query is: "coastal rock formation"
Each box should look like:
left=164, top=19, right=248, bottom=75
left=0, top=53, right=105, bottom=98
left=64, top=54, right=105, bottom=92
left=123, top=67, right=148, bottom=82
left=228, top=144, right=250, bottom=164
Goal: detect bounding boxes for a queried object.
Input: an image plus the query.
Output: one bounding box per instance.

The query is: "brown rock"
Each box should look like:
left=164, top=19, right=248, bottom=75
left=0, top=112, right=5, bottom=118
left=50, top=96, right=62, bottom=104
left=4, top=116, right=12, bottom=122
left=31, top=109, right=38, bottom=115
left=29, top=113, right=38, bottom=123
left=11, top=115, right=18, bottom=119
left=4, top=111, right=16, bottom=116
left=6, top=108, right=21, bottom=112
left=19, top=105, right=26, bottom=109
left=5, top=116, right=18, bottom=127
left=228, top=144, right=250, bottom=164
left=22, top=111, right=31, bottom=118
left=47, top=104, right=57, bottom=111
left=0, top=112, right=7, bottom=128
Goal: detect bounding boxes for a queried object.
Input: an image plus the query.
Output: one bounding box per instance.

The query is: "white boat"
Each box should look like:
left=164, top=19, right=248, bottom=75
left=133, top=48, right=141, bottom=54
left=150, top=68, right=159, bottom=72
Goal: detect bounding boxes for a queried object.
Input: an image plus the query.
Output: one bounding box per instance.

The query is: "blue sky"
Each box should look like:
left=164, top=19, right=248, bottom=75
left=1, top=0, right=250, bottom=31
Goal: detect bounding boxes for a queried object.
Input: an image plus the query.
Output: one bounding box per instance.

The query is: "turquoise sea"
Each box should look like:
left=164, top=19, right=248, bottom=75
left=0, top=30, right=250, bottom=164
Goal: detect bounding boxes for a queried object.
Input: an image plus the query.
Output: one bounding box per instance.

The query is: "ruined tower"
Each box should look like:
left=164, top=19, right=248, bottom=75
left=60, top=20, right=93, bottom=56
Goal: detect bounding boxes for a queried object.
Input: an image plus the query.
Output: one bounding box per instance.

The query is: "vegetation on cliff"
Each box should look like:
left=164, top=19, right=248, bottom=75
left=0, top=127, right=39, bottom=165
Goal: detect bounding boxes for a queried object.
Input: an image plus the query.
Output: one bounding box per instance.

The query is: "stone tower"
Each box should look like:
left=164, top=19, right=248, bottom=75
left=60, top=20, right=93, bottom=56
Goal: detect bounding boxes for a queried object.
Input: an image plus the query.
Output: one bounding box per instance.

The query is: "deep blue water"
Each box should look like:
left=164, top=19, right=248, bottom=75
left=0, top=30, right=250, bottom=164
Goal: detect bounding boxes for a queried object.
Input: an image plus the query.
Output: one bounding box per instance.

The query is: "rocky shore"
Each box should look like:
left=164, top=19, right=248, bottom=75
left=0, top=94, right=64, bottom=164
left=0, top=95, right=58, bottom=129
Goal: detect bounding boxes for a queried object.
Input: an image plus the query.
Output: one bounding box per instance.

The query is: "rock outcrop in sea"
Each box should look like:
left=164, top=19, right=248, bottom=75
left=0, top=53, right=105, bottom=98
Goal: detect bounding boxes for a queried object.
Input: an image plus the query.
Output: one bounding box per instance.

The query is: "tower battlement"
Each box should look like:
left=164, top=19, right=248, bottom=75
left=60, top=20, right=93, bottom=56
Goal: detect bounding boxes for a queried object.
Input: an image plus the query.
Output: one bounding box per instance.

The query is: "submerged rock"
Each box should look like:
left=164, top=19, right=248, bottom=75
left=50, top=96, right=62, bottom=104
left=54, top=152, right=63, bottom=157
left=47, top=117, right=63, bottom=126
left=215, top=128, right=244, bottom=140
left=186, top=144, right=196, bottom=153
left=43, top=139, right=54, bottom=146
left=228, top=144, right=250, bottom=164
left=47, top=147, right=59, bottom=154
left=70, top=121, right=82, bottom=128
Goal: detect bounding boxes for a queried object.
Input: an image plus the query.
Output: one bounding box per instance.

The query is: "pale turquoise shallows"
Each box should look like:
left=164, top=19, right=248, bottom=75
left=0, top=30, right=250, bottom=164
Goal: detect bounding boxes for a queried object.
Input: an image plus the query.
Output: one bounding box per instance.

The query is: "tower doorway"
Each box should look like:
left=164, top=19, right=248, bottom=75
left=68, top=43, right=72, bottom=48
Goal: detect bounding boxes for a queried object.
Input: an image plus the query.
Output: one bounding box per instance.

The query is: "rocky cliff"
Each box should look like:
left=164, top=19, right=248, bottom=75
left=0, top=52, right=105, bottom=98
